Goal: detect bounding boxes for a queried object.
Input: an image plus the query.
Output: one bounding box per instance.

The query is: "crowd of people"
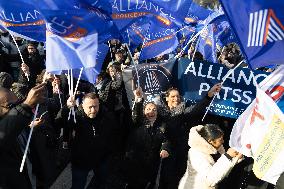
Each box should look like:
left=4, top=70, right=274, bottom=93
left=0, top=28, right=283, bottom=189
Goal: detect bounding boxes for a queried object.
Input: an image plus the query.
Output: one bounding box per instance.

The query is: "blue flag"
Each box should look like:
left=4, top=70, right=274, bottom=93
left=37, top=0, right=111, bottom=83
left=137, top=18, right=179, bottom=60
left=70, top=44, right=109, bottom=83
left=220, top=0, right=284, bottom=69
left=197, top=11, right=239, bottom=63
left=184, top=2, right=213, bottom=25
left=121, top=17, right=150, bottom=50
left=197, top=24, right=215, bottom=62
left=48, top=43, right=109, bottom=83
left=111, top=0, right=191, bottom=30
left=0, top=0, right=46, bottom=41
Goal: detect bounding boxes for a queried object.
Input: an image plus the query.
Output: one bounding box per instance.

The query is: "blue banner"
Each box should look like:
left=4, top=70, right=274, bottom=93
left=220, top=0, right=284, bottom=69
left=122, top=59, right=176, bottom=106
left=0, top=0, right=46, bottom=41
left=121, top=17, right=150, bottom=50
left=176, top=58, right=269, bottom=119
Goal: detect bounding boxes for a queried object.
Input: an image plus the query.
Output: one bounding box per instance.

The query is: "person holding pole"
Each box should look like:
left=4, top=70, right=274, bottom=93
left=0, top=83, right=46, bottom=189
left=56, top=92, right=119, bottom=189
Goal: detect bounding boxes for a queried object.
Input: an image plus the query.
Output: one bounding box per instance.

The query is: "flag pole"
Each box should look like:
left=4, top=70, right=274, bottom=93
left=125, top=43, right=140, bottom=89
left=191, top=35, right=201, bottom=61
left=53, top=74, right=63, bottom=108
left=20, top=104, right=39, bottom=172
left=73, top=67, right=84, bottom=96
left=66, top=70, right=72, bottom=121
left=10, top=34, right=29, bottom=81
left=70, top=69, right=76, bottom=123
left=175, top=26, right=208, bottom=59
left=108, top=41, right=114, bottom=64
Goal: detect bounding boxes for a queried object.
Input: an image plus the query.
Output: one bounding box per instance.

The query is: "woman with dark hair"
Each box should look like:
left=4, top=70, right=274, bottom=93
left=122, top=87, right=170, bottom=189
left=178, top=124, right=242, bottom=189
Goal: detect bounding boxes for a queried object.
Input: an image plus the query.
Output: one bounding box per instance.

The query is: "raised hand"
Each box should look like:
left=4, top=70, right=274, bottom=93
left=21, top=63, right=30, bottom=75
left=208, top=83, right=222, bottom=98
left=133, top=87, right=143, bottom=99
left=67, top=96, right=76, bottom=109
left=23, top=83, right=47, bottom=108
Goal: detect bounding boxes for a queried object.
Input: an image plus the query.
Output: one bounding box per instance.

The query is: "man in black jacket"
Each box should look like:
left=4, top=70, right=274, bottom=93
left=0, top=83, right=46, bottom=189
left=56, top=92, right=120, bottom=189
left=19, top=43, right=45, bottom=88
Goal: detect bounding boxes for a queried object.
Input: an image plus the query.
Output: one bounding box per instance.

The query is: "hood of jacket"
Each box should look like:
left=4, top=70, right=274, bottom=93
left=188, top=125, right=225, bottom=155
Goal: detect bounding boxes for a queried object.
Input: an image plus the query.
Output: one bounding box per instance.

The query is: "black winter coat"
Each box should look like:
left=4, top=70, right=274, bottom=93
left=0, top=104, right=34, bottom=189
left=18, top=49, right=45, bottom=88
left=30, top=93, right=62, bottom=187
left=98, top=74, right=129, bottom=112
left=124, top=100, right=170, bottom=184
left=56, top=105, right=119, bottom=169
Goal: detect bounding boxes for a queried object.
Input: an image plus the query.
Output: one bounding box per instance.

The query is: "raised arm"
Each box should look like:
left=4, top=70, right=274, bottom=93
left=183, top=83, right=222, bottom=124
left=132, top=87, right=144, bottom=127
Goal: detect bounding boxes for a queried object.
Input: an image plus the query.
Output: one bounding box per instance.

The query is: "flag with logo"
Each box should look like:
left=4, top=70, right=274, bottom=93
left=121, top=17, right=150, bottom=51
left=230, top=86, right=284, bottom=184
left=184, top=2, right=213, bottom=25
left=111, top=0, right=191, bottom=30
left=0, top=0, right=46, bottom=41
left=139, top=17, right=179, bottom=60
left=220, top=0, right=284, bottom=69
left=37, top=0, right=111, bottom=82
left=122, top=58, right=176, bottom=107
left=196, top=10, right=240, bottom=63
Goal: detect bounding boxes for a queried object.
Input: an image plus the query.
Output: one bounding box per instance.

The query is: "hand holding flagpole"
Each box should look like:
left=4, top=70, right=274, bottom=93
left=10, top=34, right=30, bottom=81
left=201, top=61, right=244, bottom=121
left=19, top=83, right=46, bottom=172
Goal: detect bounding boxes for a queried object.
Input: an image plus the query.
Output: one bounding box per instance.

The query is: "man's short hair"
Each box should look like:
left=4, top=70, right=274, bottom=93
left=0, top=72, right=13, bottom=89
left=82, top=92, right=99, bottom=102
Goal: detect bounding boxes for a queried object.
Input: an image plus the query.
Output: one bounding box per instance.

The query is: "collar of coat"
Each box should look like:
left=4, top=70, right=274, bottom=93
left=188, top=125, right=225, bottom=155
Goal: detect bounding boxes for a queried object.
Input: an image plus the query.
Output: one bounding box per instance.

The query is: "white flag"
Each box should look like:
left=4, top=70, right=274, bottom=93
left=230, top=87, right=284, bottom=184
left=259, top=65, right=284, bottom=111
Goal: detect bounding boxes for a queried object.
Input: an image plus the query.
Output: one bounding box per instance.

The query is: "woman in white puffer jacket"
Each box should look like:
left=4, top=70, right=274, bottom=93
left=178, top=124, right=242, bottom=189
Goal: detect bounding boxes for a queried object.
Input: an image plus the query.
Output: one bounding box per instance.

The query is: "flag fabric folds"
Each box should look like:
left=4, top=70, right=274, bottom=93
left=139, top=18, right=179, bottom=60
left=230, top=65, right=284, bottom=184
left=0, top=0, right=46, bottom=41
left=259, top=65, right=284, bottom=113
left=38, top=0, right=113, bottom=82
left=196, top=10, right=239, bottom=63
left=220, top=0, right=284, bottom=69
left=111, top=0, right=191, bottom=30
left=184, top=2, right=213, bottom=25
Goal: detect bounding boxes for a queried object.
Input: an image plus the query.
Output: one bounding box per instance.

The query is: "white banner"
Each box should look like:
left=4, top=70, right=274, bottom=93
left=230, top=87, right=284, bottom=184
